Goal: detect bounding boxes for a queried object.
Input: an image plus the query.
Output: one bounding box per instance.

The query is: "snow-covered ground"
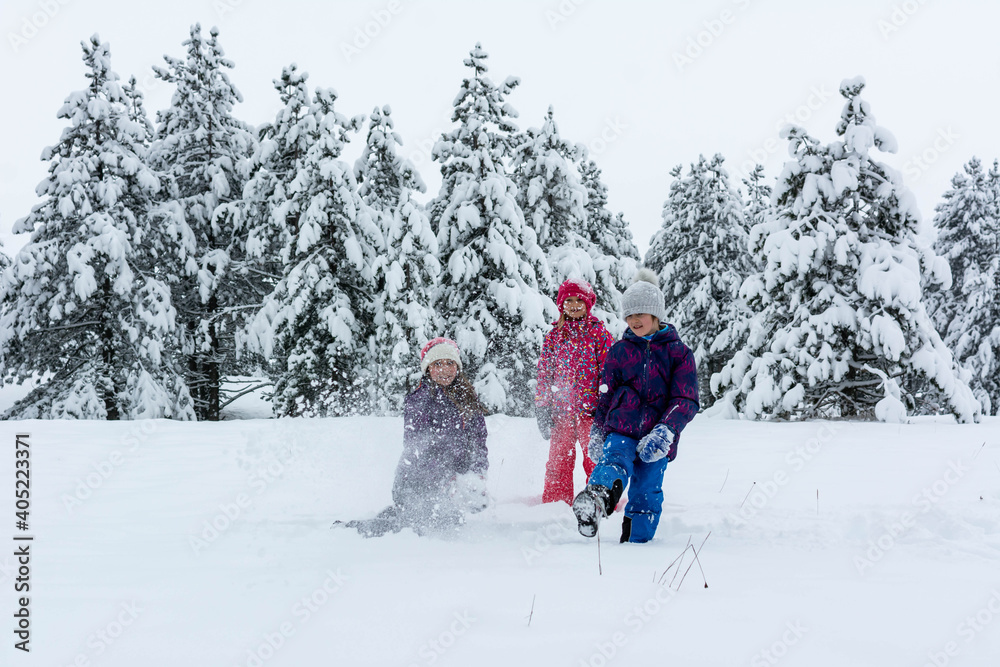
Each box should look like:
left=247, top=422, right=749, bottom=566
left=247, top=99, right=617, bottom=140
left=1, top=403, right=998, bottom=666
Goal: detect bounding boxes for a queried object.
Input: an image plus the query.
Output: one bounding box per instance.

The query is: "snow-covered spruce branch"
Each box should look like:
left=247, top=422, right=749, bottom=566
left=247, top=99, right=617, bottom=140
left=37, top=321, right=102, bottom=333
left=240, top=265, right=284, bottom=281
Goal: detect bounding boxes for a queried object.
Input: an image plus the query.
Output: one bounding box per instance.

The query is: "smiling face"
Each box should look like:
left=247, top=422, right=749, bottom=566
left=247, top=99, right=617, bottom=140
left=626, top=313, right=658, bottom=337
left=428, top=359, right=458, bottom=387
left=562, top=295, right=587, bottom=320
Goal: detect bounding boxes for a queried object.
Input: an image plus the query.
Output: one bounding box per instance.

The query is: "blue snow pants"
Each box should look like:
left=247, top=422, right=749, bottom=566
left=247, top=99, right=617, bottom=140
left=588, top=433, right=669, bottom=543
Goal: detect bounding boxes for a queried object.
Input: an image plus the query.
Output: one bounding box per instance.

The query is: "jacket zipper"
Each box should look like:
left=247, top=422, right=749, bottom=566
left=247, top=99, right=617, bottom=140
left=643, top=337, right=651, bottom=400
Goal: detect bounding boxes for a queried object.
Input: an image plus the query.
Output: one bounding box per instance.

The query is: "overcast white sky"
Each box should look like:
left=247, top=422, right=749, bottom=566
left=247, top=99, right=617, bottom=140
left=2, top=0, right=998, bottom=256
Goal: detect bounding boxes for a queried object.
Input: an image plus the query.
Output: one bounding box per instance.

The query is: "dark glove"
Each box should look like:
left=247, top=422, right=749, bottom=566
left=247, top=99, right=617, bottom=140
left=588, top=424, right=606, bottom=462
left=637, top=424, right=675, bottom=463
left=535, top=405, right=553, bottom=440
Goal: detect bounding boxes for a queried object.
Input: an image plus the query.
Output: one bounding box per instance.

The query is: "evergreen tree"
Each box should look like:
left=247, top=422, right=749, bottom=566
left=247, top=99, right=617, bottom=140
left=512, top=106, right=587, bottom=249
left=248, top=87, right=379, bottom=417
left=578, top=157, right=640, bottom=262
left=431, top=44, right=554, bottom=415
left=509, top=113, right=638, bottom=331
left=741, top=163, right=771, bottom=277
left=510, top=107, right=623, bottom=329
left=428, top=43, right=521, bottom=236
left=644, top=154, right=753, bottom=407
left=234, top=64, right=315, bottom=386
left=742, top=163, right=771, bottom=234
left=928, top=157, right=1000, bottom=414
left=355, top=105, right=440, bottom=413
left=243, top=64, right=313, bottom=288
left=0, top=36, right=193, bottom=420
left=712, top=77, right=978, bottom=423
left=150, top=24, right=258, bottom=420
left=576, top=155, right=639, bottom=321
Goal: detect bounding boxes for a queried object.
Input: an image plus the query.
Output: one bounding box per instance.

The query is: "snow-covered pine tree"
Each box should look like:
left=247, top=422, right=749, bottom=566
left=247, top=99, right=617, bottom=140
left=576, top=155, right=639, bottom=321
left=741, top=163, right=771, bottom=279
left=150, top=24, right=258, bottom=420
left=928, top=157, right=1000, bottom=414
left=0, top=36, right=193, bottom=420
left=431, top=44, right=554, bottom=415
left=926, top=158, right=991, bottom=335
left=427, top=45, right=521, bottom=234
left=578, top=157, right=640, bottom=261
left=233, top=64, right=315, bottom=388
left=711, top=77, right=978, bottom=423
left=248, top=87, right=380, bottom=417
left=742, top=163, right=771, bottom=234
left=644, top=154, right=753, bottom=407
left=512, top=106, right=587, bottom=249
left=243, top=64, right=312, bottom=290
left=508, top=107, right=619, bottom=329
left=354, top=104, right=440, bottom=413
left=509, top=113, right=637, bottom=332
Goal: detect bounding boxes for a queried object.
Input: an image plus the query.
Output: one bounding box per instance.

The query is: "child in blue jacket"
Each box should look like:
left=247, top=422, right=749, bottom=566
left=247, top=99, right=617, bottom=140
left=572, top=270, right=700, bottom=543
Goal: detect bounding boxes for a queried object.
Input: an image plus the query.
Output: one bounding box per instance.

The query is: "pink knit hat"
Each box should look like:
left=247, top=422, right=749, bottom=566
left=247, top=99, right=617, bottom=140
left=556, top=279, right=596, bottom=314
left=420, top=337, right=462, bottom=373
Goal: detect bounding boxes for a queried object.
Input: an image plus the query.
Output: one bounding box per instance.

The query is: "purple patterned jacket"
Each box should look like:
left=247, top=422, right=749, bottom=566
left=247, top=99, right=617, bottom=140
left=592, top=324, right=700, bottom=461
left=392, top=381, right=489, bottom=506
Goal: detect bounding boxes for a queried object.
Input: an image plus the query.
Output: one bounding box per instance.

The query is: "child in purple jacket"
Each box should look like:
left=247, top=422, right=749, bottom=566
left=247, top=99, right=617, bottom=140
left=345, top=338, right=489, bottom=537
left=572, top=270, right=700, bottom=543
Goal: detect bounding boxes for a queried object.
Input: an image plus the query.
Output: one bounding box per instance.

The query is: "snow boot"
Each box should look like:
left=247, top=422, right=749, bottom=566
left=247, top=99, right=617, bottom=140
left=572, top=484, right=614, bottom=538
left=620, top=516, right=632, bottom=543
left=341, top=505, right=404, bottom=538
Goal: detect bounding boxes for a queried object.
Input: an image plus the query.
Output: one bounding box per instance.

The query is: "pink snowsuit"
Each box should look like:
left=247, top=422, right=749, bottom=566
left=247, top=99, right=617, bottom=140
left=535, top=282, right=616, bottom=504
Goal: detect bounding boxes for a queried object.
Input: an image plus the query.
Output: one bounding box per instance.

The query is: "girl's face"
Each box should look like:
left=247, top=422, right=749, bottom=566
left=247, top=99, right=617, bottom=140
left=626, top=313, right=658, bottom=337
left=562, top=296, right=587, bottom=320
left=428, top=359, right=458, bottom=387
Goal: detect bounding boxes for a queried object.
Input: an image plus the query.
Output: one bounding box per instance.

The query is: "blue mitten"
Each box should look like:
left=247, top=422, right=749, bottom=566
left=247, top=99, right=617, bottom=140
left=588, top=424, right=606, bottom=462
left=637, top=424, right=675, bottom=463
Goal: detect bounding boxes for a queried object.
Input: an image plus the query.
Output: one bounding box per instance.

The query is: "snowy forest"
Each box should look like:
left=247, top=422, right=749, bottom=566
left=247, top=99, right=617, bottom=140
left=0, top=25, right=997, bottom=423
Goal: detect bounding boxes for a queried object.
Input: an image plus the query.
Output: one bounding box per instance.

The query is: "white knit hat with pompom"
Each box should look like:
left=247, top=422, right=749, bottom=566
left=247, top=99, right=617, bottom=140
left=420, top=337, right=462, bottom=373
left=621, top=268, right=666, bottom=321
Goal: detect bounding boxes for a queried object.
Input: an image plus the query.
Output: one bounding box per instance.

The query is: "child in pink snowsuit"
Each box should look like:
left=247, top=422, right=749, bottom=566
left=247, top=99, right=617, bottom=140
left=535, top=279, right=616, bottom=504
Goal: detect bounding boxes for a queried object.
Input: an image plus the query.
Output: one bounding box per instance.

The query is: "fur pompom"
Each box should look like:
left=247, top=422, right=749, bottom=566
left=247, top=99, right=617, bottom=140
left=633, top=268, right=660, bottom=287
